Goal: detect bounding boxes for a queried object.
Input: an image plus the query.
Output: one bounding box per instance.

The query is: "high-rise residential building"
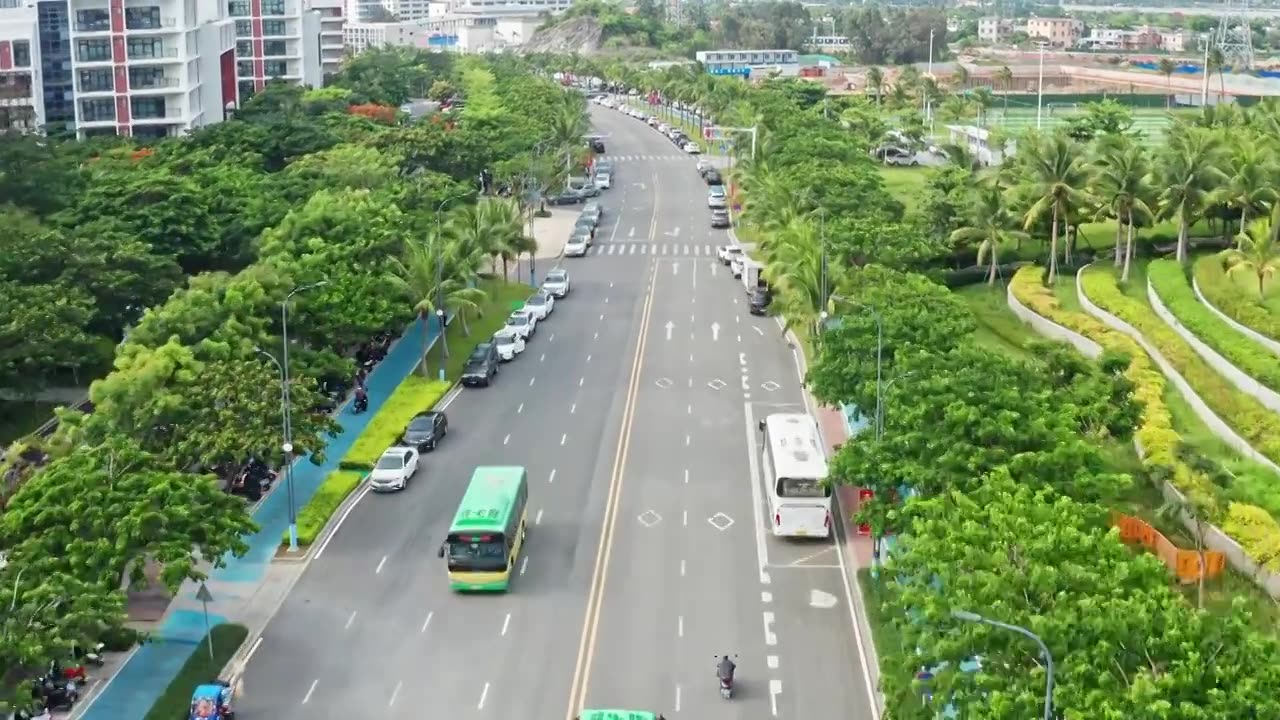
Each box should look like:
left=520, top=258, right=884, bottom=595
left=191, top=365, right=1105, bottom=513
left=305, top=0, right=343, bottom=78
left=65, top=0, right=237, bottom=139
left=0, top=0, right=43, bottom=133
left=226, top=0, right=322, bottom=102
left=35, top=0, right=73, bottom=132
left=345, top=0, right=390, bottom=22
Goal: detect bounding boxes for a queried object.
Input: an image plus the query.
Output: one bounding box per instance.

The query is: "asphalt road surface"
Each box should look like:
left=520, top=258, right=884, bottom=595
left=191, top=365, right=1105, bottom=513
left=236, top=102, right=878, bottom=720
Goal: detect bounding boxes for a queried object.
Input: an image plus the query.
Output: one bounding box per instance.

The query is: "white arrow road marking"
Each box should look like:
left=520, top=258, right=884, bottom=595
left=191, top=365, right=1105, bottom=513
left=672, top=261, right=679, bottom=275
left=628, top=226, right=636, bottom=238
left=666, top=226, right=681, bottom=237
left=711, top=322, right=721, bottom=341
left=770, top=680, right=782, bottom=716
left=810, top=589, right=839, bottom=608
left=665, top=321, right=674, bottom=340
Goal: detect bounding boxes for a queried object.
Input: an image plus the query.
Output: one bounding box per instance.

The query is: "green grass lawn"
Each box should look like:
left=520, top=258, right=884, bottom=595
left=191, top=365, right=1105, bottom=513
left=878, top=166, right=929, bottom=217
left=956, top=283, right=1036, bottom=361
left=0, top=400, right=58, bottom=445
left=424, top=278, right=534, bottom=380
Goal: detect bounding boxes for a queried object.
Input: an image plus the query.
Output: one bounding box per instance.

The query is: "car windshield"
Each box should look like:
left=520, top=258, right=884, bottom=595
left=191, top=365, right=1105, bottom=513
left=709, top=187, right=725, bottom=196
left=507, top=315, right=527, bottom=327
left=495, top=335, right=514, bottom=347
left=527, top=296, right=546, bottom=306
left=547, top=272, right=566, bottom=283
left=377, top=454, right=404, bottom=470
left=408, top=417, right=434, bottom=432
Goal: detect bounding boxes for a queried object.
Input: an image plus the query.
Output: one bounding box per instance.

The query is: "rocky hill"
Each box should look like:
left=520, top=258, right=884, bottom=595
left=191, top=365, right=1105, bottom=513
left=524, top=16, right=604, bottom=55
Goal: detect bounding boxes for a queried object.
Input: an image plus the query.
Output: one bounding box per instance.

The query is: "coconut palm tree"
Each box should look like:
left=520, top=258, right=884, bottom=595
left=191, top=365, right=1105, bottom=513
left=447, top=198, right=525, bottom=281
left=1225, top=205, right=1280, bottom=297
left=1207, top=47, right=1227, bottom=105
left=995, top=65, right=1014, bottom=116
left=950, top=185, right=1029, bottom=285
left=1092, top=136, right=1153, bottom=281
left=1158, top=57, right=1177, bottom=108
left=386, top=232, right=488, bottom=377
left=1018, top=132, right=1091, bottom=283
left=970, top=86, right=995, bottom=127
left=761, top=218, right=826, bottom=335
left=866, top=66, right=885, bottom=105
left=1215, top=138, right=1279, bottom=240
left=951, top=64, right=971, bottom=92
left=1155, top=127, right=1227, bottom=263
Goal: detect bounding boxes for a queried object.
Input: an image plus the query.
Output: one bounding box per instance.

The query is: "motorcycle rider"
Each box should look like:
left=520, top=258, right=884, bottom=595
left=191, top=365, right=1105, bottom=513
left=353, top=385, right=368, bottom=413
left=716, top=655, right=736, bottom=685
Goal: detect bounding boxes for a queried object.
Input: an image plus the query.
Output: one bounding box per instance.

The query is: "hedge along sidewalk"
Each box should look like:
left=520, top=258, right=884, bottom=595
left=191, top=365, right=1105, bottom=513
left=1147, top=259, right=1280, bottom=409
left=143, top=623, right=247, bottom=720
left=1080, top=264, right=1280, bottom=472
left=1010, top=267, right=1280, bottom=599
left=284, top=278, right=533, bottom=548
left=1193, top=253, right=1280, bottom=348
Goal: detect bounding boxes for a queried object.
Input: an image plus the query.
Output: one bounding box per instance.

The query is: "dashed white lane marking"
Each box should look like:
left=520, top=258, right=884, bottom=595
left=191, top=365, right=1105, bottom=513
left=684, top=469, right=689, bottom=484
left=770, top=680, right=782, bottom=716
left=763, top=612, right=777, bottom=645
left=548, top=469, right=556, bottom=484
left=521, top=555, right=529, bottom=574
left=345, top=611, right=357, bottom=630
left=687, top=404, right=692, bottom=414
left=389, top=681, right=403, bottom=707
left=762, top=591, right=772, bottom=603
left=571, top=402, right=578, bottom=412
left=579, top=377, right=585, bottom=387
left=685, top=434, right=691, bottom=446
left=689, top=353, right=694, bottom=363
left=678, top=616, right=684, bottom=637
left=675, top=685, right=682, bottom=712
left=502, top=613, right=512, bottom=636
left=540, top=353, right=546, bottom=362
left=478, top=682, right=490, bottom=710
left=529, top=377, right=536, bottom=387
left=375, top=556, right=387, bottom=574
left=549, top=333, right=555, bottom=342
left=683, top=510, right=688, bottom=526
left=736, top=315, right=740, bottom=323
left=536, top=508, right=544, bottom=524
left=560, top=433, right=567, bottom=445
left=594, top=331, right=599, bottom=340
left=517, top=402, right=524, bottom=414
left=421, top=612, right=434, bottom=633
left=599, top=313, right=605, bottom=320
left=680, top=559, right=686, bottom=576
left=504, top=434, right=510, bottom=445
left=605, top=297, right=610, bottom=303
left=737, top=335, right=742, bottom=343
left=302, top=679, right=318, bottom=704
left=587, top=354, right=592, bottom=362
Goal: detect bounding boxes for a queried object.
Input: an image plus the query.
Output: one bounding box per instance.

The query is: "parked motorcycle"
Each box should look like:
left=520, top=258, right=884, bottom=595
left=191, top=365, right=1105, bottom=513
left=33, top=675, right=78, bottom=710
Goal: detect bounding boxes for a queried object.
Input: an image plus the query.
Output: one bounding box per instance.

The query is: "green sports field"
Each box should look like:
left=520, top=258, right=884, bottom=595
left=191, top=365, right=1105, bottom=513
left=983, top=104, right=1198, bottom=144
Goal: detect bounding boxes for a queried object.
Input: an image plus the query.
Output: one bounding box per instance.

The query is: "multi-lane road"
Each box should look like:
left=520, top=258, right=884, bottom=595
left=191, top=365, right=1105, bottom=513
left=236, top=103, right=878, bottom=720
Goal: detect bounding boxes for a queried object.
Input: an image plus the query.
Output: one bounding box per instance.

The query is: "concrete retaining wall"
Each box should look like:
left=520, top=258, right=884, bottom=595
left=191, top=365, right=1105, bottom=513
left=1011, top=272, right=1280, bottom=599
left=1076, top=266, right=1280, bottom=474
left=1191, top=276, right=1280, bottom=358
left=1005, top=283, right=1103, bottom=359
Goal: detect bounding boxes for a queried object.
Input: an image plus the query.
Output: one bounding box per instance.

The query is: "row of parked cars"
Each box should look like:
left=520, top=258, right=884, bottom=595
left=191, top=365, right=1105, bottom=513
left=566, top=198, right=605, bottom=258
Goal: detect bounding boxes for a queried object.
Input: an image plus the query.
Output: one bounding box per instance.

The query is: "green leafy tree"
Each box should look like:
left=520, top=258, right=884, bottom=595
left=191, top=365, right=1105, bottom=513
left=0, top=281, right=104, bottom=389
left=1225, top=204, right=1280, bottom=297
left=948, top=185, right=1028, bottom=285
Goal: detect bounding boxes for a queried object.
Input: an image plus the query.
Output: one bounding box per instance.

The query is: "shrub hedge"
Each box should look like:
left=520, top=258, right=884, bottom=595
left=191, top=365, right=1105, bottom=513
left=1009, top=267, right=1218, bottom=511
left=340, top=376, right=452, bottom=471
left=289, top=470, right=364, bottom=546
left=1081, top=265, right=1280, bottom=464
left=1192, top=253, right=1280, bottom=342
left=1148, top=259, right=1280, bottom=393
left=1225, top=504, right=1280, bottom=572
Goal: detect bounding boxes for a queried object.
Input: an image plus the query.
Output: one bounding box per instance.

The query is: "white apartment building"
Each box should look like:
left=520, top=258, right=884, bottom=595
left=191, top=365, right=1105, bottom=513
left=67, top=0, right=236, bottom=139
left=696, top=49, right=799, bottom=77
left=344, top=12, right=530, bottom=52
left=389, top=0, right=432, bottom=19
left=306, top=0, right=344, bottom=77
left=226, top=0, right=322, bottom=101
left=977, top=17, right=1017, bottom=44
left=0, top=1, right=44, bottom=133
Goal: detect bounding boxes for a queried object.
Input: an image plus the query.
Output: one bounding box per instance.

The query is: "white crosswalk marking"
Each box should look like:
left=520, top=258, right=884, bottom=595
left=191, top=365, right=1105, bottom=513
left=607, top=245, right=616, bottom=255
left=704, top=244, right=712, bottom=255
left=683, top=245, right=690, bottom=255
left=629, top=244, right=636, bottom=254
left=661, top=244, right=668, bottom=254
left=641, top=244, right=647, bottom=254
left=651, top=244, right=657, bottom=254
left=694, top=246, right=700, bottom=256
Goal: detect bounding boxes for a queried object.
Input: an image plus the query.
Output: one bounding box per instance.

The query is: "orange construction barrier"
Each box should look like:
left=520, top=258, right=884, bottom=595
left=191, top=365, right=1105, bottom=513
left=1112, top=513, right=1225, bottom=583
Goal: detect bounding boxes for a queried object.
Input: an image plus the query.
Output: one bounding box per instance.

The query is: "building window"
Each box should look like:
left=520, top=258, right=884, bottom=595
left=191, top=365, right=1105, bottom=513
left=235, top=20, right=251, bottom=37
left=236, top=40, right=252, bottom=57
left=238, top=79, right=256, bottom=100
left=131, top=96, right=165, bottom=119
left=264, top=60, right=288, bottom=77
left=12, top=40, right=30, bottom=67
left=78, top=68, right=114, bottom=92
left=228, top=0, right=251, bottom=16
left=129, top=66, right=170, bottom=89
left=262, top=20, right=287, bottom=36
left=125, top=6, right=162, bottom=30
left=74, top=8, right=109, bottom=32
left=127, top=37, right=166, bottom=59
left=261, top=0, right=286, bottom=15
left=76, top=38, right=111, bottom=62
left=262, top=40, right=287, bottom=56
left=79, top=97, right=115, bottom=122
left=237, top=60, right=254, bottom=77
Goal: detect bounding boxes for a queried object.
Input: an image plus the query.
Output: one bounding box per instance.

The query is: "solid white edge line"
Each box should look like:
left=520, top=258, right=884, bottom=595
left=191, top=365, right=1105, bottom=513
left=301, top=678, right=318, bottom=704
left=314, top=484, right=372, bottom=560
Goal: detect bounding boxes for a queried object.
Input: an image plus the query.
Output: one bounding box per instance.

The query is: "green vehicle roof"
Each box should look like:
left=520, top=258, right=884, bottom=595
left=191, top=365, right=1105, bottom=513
left=448, top=466, right=526, bottom=533
left=578, top=711, right=660, bottom=720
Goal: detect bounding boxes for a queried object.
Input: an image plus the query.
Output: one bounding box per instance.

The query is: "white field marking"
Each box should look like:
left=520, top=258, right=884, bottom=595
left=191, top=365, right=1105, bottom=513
left=684, top=469, right=689, bottom=484
left=561, top=434, right=568, bottom=446
left=762, top=591, right=773, bottom=603
left=517, top=402, right=524, bottom=414
left=549, top=333, right=556, bottom=342
left=675, top=685, right=682, bottom=713
left=390, top=682, right=403, bottom=707
left=769, top=680, right=782, bottom=717
left=744, top=403, right=772, bottom=584
left=549, top=469, right=557, bottom=484
left=579, top=377, right=585, bottom=387
left=521, top=556, right=529, bottom=575
left=571, top=402, right=578, bottom=413
left=767, top=655, right=779, bottom=669
left=302, top=679, right=318, bottom=704
left=478, top=682, right=490, bottom=710
left=504, top=434, right=511, bottom=445
left=763, top=612, right=777, bottom=645
left=502, top=613, right=512, bottom=636
left=540, top=353, right=546, bottom=362
left=530, top=377, right=536, bottom=387
left=314, top=484, right=371, bottom=559
left=375, top=556, right=387, bottom=574
left=588, top=354, right=592, bottom=363
left=680, top=559, right=686, bottom=576
left=536, top=508, right=544, bottom=524
left=345, top=611, right=357, bottom=630
left=754, top=326, right=764, bottom=336
left=421, top=612, right=434, bottom=633
left=678, top=616, right=684, bottom=637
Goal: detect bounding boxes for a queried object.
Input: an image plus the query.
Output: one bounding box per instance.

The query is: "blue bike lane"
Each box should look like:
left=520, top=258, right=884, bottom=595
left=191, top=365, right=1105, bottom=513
left=80, top=316, right=445, bottom=720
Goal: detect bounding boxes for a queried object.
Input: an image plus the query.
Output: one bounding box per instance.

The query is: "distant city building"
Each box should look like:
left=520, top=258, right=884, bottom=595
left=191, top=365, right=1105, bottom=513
left=807, top=34, right=849, bottom=53
left=1080, top=25, right=1196, bottom=53
left=35, top=0, right=73, bottom=132
left=344, top=13, right=534, bottom=53
left=977, top=16, right=1017, bottom=44
left=307, top=0, right=346, bottom=78
left=227, top=0, right=323, bottom=101
left=1025, top=17, right=1084, bottom=47
left=0, top=0, right=43, bottom=133
left=695, top=49, right=799, bottom=78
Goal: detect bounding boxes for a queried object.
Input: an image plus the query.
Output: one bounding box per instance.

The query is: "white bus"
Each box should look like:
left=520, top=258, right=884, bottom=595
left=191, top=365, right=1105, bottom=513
left=758, top=413, right=832, bottom=538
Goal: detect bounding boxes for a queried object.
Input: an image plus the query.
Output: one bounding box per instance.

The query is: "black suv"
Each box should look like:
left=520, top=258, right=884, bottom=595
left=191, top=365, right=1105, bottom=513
left=704, top=169, right=722, bottom=185
left=461, top=343, right=499, bottom=387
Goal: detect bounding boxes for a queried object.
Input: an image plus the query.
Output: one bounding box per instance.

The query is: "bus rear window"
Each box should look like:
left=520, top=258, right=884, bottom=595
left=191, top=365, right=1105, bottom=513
left=777, top=477, right=830, bottom=498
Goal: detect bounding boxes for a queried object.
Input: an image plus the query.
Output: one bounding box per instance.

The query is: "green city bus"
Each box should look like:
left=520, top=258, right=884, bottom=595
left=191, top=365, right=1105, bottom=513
left=437, top=466, right=529, bottom=592
left=577, top=710, right=667, bottom=720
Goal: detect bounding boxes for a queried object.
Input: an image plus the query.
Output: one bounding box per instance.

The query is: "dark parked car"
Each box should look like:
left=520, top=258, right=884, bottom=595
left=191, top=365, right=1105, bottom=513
left=574, top=215, right=597, bottom=239
left=749, top=286, right=773, bottom=316
left=400, top=411, right=449, bottom=451
left=460, top=343, right=499, bottom=387
left=704, top=169, right=722, bottom=185
left=590, top=137, right=606, bottom=153
left=547, top=189, right=587, bottom=206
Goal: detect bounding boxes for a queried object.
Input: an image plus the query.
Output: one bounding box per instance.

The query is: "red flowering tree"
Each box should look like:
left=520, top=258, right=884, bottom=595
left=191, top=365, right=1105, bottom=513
left=348, top=103, right=398, bottom=125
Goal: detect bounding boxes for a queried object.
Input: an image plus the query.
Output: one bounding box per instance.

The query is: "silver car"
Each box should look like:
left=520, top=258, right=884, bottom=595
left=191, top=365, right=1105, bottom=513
left=581, top=202, right=603, bottom=226
left=542, top=269, right=570, bottom=297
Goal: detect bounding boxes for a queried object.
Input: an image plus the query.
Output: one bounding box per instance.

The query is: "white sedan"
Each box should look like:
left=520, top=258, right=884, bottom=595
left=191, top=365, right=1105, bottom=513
left=717, top=245, right=744, bottom=265
left=493, top=329, right=526, bottom=361
left=505, top=309, right=538, bottom=339
left=683, top=142, right=702, bottom=154
left=523, top=291, right=555, bottom=321
left=370, top=447, right=419, bottom=492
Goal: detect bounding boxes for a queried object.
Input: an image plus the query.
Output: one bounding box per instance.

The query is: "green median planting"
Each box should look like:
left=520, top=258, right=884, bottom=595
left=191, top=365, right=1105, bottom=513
left=1148, top=259, right=1280, bottom=393
left=1081, top=265, right=1280, bottom=465
left=290, top=470, right=364, bottom=546
left=1193, top=253, right=1280, bottom=342
left=340, top=376, right=452, bottom=471
left=143, top=623, right=248, bottom=720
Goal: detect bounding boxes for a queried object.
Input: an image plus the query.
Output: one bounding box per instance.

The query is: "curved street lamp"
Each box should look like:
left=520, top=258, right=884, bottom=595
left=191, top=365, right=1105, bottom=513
left=951, top=609, right=1055, bottom=720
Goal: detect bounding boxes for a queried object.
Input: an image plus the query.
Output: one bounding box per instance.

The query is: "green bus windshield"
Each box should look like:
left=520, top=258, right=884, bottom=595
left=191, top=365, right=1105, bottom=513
left=578, top=711, right=660, bottom=720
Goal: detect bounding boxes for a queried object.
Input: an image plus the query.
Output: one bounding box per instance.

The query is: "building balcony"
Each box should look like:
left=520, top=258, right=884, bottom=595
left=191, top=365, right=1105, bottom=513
left=0, top=95, right=37, bottom=106
left=128, top=47, right=180, bottom=61
left=262, top=1, right=301, bottom=16
left=78, top=114, right=116, bottom=125
left=131, top=76, right=180, bottom=91
left=127, top=17, right=178, bottom=32
left=75, top=54, right=114, bottom=65
left=73, top=20, right=111, bottom=33
left=75, top=83, right=115, bottom=95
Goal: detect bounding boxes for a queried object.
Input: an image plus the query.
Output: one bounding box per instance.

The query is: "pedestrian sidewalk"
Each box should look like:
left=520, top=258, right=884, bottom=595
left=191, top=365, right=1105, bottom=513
left=71, top=317, right=447, bottom=720
left=506, top=207, right=580, bottom=283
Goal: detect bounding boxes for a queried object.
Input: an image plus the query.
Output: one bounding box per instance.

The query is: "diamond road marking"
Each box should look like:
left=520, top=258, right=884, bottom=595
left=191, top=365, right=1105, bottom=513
left=761, top=381, right=781, bottom=392
left=707, top=379, right=727, bottom=390
left=655, top=378, right=673, bottom=389
left=638, top=510, right=663, bottom=527
left=708, top=512, right=735, bottom=531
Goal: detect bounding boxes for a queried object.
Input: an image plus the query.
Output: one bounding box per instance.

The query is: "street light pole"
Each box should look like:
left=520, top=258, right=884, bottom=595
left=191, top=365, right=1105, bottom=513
left=824, top=295, right=884, bottom=441
left=925, top=28, right=935, bottom=121
left=435, top=190, right=473, bottom=382
left=277, top=281, right=326, bottom=552
left=951, top=609, right=1055, bottom=720
left=1036, top=41, right=1048, bottom=129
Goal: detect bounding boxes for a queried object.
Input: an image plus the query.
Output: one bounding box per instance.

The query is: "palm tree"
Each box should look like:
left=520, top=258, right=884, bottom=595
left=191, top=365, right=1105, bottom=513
left=1092, top=136, right=1153, bottom=281
left=995, top=65, right=1014, bottom=117
left=951, top=64, right=971, bottom=92
left=1215, top=138, right=1279, bottom=239
left=1225, top=205, right=1280, bottom=297
left=1207, top=47, right=1227, bottom=105
left=970, top=87, right=995, bottom=127
left=761, top=218, right=826, bottom=335
left=1155, top=127, right=1227, bottom=263
left=385, top=235, right=473, bottom=377
left=1018, top=132, right=1091, bottom=283
left=1158, top=57, right=1177, bottom=108
left=446, top=198, right=524, bottom=282
left=866, top=66, right=885, bottom=105
left=950, top=186, right=1029, bottom=285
